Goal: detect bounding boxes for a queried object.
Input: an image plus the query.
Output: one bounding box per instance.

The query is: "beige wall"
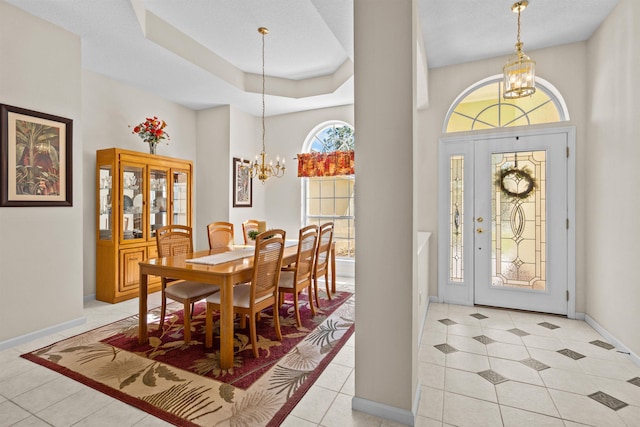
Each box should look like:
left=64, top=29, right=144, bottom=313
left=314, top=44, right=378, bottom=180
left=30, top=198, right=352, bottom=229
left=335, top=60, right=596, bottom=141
left=82, top=71, right=198, bottom=293
left=585, top=0, right=640, bottom=357
left=420, top=42, right=589, bottom=313
left=0, top=2, right=84, bottom=343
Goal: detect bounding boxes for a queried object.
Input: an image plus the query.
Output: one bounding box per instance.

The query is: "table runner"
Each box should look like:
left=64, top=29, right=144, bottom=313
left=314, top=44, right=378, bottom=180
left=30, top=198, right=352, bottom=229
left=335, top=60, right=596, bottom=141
left=186, top=240, right=297, bottom=266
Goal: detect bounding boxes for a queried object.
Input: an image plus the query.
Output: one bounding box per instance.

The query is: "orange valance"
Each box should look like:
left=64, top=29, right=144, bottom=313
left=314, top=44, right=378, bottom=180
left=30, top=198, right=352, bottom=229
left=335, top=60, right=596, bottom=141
left=297, top=150, right=355, bottom=177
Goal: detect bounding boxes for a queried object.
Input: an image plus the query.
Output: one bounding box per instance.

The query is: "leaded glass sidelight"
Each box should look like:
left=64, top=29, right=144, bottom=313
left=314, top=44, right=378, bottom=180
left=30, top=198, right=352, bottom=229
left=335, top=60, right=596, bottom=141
left=491, top=151, right=546, bottom=290
left=450, top=155, right=464, bottom=282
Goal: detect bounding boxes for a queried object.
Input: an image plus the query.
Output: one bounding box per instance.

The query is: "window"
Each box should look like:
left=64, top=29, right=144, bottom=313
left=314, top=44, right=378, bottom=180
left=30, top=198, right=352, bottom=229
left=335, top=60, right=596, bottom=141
left=302, top=121, right=355, bottom=259
left=444, top=75, right=569, bottom=133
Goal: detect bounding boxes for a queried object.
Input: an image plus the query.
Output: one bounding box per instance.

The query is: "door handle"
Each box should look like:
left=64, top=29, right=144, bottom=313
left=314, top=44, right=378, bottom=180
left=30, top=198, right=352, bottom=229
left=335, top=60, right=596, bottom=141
left=477, top=217, right=484, bottom=223
left=476, top=228, right=484, bottom=234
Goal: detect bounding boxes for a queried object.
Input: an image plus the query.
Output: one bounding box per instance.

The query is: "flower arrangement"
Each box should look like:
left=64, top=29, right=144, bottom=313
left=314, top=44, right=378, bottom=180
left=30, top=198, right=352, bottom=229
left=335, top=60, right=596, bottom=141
left=130, top=116, right=170, bottom=154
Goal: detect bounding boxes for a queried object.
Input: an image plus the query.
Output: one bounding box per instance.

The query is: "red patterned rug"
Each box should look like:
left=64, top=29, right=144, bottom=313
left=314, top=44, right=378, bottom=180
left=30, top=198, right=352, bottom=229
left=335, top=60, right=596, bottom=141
left=21, top=291, right=354, bottom=426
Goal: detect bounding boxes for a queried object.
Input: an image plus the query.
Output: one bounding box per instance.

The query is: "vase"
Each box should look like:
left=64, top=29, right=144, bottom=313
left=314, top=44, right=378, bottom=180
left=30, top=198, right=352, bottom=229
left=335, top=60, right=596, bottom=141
left=148, top=141, right=157, bottom=154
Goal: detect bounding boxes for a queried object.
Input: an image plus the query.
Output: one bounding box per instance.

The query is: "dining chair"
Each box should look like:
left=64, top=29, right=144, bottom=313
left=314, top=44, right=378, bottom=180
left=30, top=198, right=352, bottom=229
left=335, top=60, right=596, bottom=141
left=278, top=225, right=318, bottom=327
left=205, top=229, right=286, bottom=358
left=242, top=219, right=260, bottom=245
left=313, top=222, right=334, bottom=307
left=156, top=225, right=219, bottom=343
left=206, top=221, right=234, bottom=249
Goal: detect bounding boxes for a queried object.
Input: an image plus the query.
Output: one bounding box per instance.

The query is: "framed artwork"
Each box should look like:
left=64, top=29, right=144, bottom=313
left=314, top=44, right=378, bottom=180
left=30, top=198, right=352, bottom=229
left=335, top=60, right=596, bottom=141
left=0, top=104, right=73, bottom=207
left=232, top=157, right=252, bottom=207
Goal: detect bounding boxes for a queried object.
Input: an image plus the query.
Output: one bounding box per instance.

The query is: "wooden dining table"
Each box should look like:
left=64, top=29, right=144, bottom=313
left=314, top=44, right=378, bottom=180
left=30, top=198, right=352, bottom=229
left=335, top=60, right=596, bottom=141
left=138, top=244, right=300, bottom=369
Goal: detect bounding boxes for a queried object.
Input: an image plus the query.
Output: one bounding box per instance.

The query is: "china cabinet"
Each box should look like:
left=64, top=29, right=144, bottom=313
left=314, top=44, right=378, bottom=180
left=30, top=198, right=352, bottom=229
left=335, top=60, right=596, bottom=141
left=96, top=148, right=193, bottom=303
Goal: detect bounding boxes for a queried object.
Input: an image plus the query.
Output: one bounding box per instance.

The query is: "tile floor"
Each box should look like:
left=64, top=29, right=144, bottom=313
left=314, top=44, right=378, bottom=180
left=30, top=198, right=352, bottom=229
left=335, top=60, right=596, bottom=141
left=1, top=278, right=639, bottom=426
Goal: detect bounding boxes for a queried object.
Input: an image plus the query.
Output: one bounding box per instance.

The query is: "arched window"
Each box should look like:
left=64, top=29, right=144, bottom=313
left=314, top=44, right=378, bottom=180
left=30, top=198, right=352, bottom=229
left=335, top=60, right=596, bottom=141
left=444, top=75, right=569, bottom=133
left=302, top=121, right=355, bottom=259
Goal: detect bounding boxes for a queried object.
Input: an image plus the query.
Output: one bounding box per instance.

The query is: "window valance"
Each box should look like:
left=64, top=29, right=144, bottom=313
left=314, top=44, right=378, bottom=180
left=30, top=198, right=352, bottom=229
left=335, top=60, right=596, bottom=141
left=297, top=150, right=354, bottom=177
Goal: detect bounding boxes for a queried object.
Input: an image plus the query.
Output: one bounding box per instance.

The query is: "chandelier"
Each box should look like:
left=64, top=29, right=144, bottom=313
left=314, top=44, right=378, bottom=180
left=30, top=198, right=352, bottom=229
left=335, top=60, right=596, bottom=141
left=503, top=0, right=536, bottom=99
left=245, top=27, right=285, bottom=183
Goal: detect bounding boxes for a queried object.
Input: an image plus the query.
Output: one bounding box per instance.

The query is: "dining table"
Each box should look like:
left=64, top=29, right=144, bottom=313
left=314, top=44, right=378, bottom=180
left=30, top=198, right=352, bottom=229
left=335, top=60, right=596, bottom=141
left=138, top=243, right=308, bottom=369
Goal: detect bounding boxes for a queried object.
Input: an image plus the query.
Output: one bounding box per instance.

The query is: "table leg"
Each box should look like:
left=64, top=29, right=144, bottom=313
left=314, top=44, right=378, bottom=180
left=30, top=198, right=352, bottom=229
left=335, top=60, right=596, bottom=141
left=331, top=241, right=336, bottom=294
left=138, top=272, right=148, bottom=344
left=219, top=278, right=235, bottom=369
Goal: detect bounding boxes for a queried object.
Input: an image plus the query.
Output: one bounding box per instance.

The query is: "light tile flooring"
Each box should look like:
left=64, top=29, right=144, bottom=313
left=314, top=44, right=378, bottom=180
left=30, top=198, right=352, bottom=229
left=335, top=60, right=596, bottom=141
left=1, top=279, right=639, bottom=426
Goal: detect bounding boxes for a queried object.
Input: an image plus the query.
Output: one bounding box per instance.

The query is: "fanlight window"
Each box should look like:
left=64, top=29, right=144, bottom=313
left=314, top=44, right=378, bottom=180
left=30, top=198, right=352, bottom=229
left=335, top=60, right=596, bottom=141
left=444, top=76, right=569, bottom=133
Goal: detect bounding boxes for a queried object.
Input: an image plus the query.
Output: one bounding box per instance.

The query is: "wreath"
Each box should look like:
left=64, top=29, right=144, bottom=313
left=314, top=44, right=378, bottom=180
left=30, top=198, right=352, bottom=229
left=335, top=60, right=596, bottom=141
left=495, top=166, right=536, bottom=200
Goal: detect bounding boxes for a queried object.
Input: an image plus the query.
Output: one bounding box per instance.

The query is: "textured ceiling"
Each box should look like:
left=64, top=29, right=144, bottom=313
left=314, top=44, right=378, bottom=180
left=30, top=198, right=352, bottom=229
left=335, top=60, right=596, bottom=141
left=6, top=0, right=619, bottom=116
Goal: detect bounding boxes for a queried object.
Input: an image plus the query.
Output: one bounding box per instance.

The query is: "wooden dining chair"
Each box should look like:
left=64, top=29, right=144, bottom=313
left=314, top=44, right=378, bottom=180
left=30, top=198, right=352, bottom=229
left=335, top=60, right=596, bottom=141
left=206, top=221, right=234, bottom=249
left=205, top=229, right=286, bottom=358
left=278, top=225, right=318, bottom=327
left=242, top=219, right=260, bottom=245
left=156, top=225, right=219, bottom=343
left=312, top=222, right=334, bottom=307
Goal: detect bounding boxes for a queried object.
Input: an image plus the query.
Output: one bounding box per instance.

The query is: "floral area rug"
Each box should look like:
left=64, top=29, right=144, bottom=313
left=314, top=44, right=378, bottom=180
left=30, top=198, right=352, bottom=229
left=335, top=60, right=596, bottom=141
left=21, top=291, right=354, bottom=426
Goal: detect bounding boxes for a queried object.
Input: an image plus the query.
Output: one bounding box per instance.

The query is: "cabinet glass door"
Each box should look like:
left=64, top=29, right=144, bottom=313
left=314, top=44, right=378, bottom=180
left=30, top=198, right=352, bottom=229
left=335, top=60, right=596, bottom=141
left=98, top=166, right=113, bottom=240
left=122, top=165, right=144, bottom=240
left=173, top=170, right=189, bottom=226
left=149, top=168, right=169, bottom=237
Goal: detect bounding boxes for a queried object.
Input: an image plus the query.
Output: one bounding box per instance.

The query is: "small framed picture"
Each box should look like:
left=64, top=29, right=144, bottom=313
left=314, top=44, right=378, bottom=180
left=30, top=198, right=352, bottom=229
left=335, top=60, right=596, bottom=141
left=232, top=157, right=252, bottom=207
left=0, top=104, right=73, bottom=207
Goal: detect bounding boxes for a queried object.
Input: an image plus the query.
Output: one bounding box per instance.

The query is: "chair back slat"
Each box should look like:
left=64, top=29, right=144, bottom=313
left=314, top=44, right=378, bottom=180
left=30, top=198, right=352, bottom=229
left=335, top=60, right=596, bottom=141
left=295, top=225, right=319, bottom=287
left=156, top=225, right=194, bottom=258
left=242, top=219, right=260, bottom=245
left=252, top=230, right=286, bottom=302
left=207, top=222, right=234, bottom=249
left=315, top=222, right=334, bottom=277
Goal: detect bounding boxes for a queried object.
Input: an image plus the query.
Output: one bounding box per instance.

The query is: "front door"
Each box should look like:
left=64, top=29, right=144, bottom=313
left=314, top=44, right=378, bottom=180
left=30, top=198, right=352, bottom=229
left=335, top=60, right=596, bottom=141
left=438, top=128, right=574, bottom=316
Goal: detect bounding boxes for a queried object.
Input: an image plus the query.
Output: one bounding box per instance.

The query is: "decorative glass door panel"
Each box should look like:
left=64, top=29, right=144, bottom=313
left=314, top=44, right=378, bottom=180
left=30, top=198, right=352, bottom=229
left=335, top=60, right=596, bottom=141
left=149, top=168, right=169, bottom=238
left=122, top=165, right=144, bottom=241
left=450, top=155, right=464, bottom=283
left=98, top=166, right=112, bottom=240
left=491, top=151, right=546, bottom=291
left=474, top=133, right=567, bottom=314
left=172, top=171, right=189, bottom=226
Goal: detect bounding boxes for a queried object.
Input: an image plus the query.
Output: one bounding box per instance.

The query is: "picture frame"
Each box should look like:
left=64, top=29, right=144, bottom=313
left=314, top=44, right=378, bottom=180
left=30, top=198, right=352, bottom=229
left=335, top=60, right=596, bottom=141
left=0, top=104, right=73, bottom=207
left=232, top=157, right=252, bottom=207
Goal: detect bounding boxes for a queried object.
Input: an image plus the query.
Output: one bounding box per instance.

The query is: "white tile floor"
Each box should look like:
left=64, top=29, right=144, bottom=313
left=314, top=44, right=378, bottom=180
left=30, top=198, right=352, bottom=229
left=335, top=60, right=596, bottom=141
left=1, top=278, right=640, bottom=426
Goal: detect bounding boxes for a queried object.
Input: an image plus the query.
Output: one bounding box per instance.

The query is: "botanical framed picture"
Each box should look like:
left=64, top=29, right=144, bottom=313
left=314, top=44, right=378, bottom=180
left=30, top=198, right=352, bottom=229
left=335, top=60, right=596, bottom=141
left=232, top=157, right=252, bottom=208
left=0, top=104, right=73, bottom=207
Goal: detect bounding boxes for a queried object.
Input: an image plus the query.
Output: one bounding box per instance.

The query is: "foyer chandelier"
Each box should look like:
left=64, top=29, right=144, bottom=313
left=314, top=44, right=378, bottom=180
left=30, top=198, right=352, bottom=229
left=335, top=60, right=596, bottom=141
left=503, top=0, right=536, bottom=99
left=245, top=27, right=285, bottom=184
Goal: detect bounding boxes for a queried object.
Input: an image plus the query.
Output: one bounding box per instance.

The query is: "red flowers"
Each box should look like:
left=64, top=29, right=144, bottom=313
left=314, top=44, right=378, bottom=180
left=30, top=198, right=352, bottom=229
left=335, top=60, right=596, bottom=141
left=130, top=116, right=170, bottom=144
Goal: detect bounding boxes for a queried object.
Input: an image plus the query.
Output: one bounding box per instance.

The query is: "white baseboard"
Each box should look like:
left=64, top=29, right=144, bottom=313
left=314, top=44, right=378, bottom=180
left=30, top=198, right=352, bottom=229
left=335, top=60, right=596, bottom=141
left=428, top=296, right=440, bottom=303
left=574, top=311, right=586, bottom=321
left=0, top=316, right=86, bottom=351
left=584, top=314, right=640, bottom=368
left=352, top=394, right=417, bottom=426
left=83, top=293, right=96, bottom=303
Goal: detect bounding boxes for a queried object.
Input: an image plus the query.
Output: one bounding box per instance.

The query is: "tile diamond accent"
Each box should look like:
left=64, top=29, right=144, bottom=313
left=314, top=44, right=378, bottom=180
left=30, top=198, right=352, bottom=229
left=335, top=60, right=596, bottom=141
left=520, top=358, right=550, bottom=371
left=477, top=369, right=508, bottom=385
left=538, top=321, right=560, bottom=330
left=557, top=348, right=586, bottom=360
left=588, top=391, right=628, bottom=411
left=434, top=343, right=458, bottom=354
left=470, top=313, right=488, bottom=320
left=589, top=340, right=615, bottom=350
left=438, top=318, right=457, bottom=326
left=628, top=377, right=640, bottom=387
left=473, top=335, right=496, bottom=345
left=507, top=328, right=530, bottom=337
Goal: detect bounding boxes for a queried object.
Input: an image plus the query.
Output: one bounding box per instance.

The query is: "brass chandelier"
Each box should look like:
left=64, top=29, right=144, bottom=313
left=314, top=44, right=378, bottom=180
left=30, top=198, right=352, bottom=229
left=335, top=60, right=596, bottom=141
left=245, top=27, right=285, bottom=184
left=503, top=0, right=536, bottom=99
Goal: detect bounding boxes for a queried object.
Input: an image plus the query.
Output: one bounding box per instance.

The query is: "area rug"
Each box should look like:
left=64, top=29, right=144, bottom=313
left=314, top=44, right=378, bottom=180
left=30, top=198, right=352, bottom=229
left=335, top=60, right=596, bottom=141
left=21, top=291, right=355, bottom=426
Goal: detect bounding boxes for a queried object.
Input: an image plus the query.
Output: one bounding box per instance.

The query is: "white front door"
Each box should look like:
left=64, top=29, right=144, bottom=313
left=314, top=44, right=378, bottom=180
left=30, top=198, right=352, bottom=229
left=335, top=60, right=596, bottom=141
left=438, top=128, right=575, bottom=316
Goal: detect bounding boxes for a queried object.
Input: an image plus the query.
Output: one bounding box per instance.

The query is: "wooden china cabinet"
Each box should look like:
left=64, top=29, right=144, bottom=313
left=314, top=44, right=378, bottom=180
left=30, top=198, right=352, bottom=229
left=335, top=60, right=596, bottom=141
left=96, top=148, right=193, bottom=303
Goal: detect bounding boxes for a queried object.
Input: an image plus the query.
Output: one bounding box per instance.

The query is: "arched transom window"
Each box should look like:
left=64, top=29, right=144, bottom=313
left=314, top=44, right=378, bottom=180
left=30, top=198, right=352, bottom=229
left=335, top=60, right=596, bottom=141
left=444, top=75, right=569, bottom=133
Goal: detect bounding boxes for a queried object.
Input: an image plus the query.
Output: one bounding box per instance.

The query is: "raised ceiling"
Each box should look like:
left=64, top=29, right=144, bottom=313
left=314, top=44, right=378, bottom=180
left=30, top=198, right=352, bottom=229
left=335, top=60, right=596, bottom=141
left=7, top=0, right=619, bottom=116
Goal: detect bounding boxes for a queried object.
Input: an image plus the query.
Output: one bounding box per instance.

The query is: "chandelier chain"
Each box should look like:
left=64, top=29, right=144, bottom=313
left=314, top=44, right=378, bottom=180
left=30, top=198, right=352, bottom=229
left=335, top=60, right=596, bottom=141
left=261, top=29, right=266, bottom=154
